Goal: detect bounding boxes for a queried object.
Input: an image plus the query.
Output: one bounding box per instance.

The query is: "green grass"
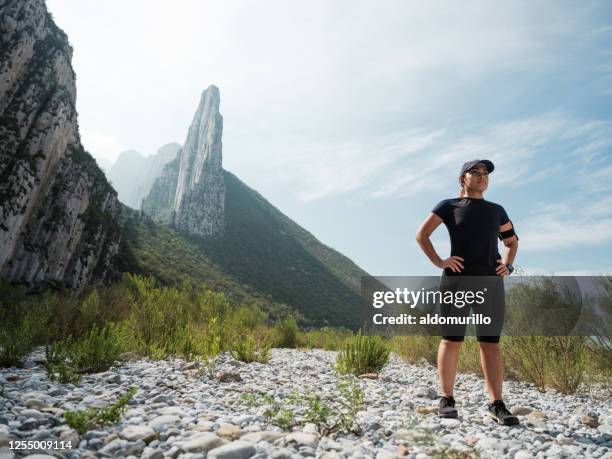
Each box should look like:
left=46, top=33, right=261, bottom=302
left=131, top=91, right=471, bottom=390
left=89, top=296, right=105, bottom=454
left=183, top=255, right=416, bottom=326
left=64, top=387, right=137, bottom=434
left=239, top=376, right=364, bottom=435
left=336, top=330, right=391, bottom=375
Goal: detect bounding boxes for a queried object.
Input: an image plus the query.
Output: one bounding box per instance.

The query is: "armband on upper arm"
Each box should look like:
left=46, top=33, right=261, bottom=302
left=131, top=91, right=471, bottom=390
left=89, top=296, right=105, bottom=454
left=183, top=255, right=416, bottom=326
left=498, top=224, right=519, bottom=241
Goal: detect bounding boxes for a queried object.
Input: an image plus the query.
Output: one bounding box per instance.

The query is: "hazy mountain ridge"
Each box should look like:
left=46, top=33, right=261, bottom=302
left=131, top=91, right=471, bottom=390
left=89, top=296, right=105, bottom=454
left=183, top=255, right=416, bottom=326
left=107, top=143, right=180, bottom=209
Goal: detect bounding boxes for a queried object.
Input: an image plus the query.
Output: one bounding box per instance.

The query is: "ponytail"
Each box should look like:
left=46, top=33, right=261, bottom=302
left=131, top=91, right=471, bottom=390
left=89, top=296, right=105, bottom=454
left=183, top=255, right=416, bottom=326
left=458, top=174, right=467, bottom=197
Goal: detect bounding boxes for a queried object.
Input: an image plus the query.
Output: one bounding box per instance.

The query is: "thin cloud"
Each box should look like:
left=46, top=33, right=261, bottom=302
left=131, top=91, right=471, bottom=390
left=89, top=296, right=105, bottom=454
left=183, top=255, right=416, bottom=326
left=277, top=111, right=611, bottom=201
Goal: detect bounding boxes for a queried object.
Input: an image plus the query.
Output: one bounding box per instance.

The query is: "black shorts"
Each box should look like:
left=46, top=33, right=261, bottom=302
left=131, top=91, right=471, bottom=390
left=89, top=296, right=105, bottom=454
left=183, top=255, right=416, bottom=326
left=438, top=274, right=505, bottom=343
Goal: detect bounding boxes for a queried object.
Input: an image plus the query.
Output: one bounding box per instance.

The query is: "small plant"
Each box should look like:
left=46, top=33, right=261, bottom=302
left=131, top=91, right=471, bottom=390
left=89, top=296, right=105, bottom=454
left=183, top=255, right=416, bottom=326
left=302, top=377, right=365, bottom=435
left=240, top=392, right=295, bottom=429
left=64, top=387, right=137, bottom=434
left=201, top=316, right=222, bottom=378
left=231, top=334, right=270, bottom=363
left=238, top=377, right=364, bottom=435
left=336, top=330, right=390, bottom=375
left=43, top=340, right=81, bottom=385
left=273, top=407, right=295, bottom=430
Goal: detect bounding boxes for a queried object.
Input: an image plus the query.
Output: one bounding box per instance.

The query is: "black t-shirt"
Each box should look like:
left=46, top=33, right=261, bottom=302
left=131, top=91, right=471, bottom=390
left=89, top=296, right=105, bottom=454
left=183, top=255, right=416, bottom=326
left=432, top=197, right=510, bottom=276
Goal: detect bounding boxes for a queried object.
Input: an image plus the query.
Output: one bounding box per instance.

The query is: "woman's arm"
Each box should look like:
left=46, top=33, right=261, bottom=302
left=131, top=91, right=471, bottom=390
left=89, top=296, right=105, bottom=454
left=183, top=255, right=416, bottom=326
left=496, top=221, right=519, bottom=275
left=415, top=213, right=464, bottom=273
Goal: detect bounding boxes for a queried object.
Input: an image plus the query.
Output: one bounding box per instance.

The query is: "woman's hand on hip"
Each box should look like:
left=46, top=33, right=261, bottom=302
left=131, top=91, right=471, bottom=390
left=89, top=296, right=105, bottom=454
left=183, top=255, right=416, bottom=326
left=437, top=256, right=464, bottom=273
left=496, top=259, right=510, bottom=276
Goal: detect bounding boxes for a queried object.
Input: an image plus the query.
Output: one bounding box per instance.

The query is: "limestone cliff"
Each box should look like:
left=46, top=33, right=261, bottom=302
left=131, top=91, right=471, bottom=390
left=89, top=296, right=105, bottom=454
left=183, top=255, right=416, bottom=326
left=143, top=86, right=225, bottom=236
left=0, top=0, right=123, bottom=290
left=141, top=156, right=180, bottom=224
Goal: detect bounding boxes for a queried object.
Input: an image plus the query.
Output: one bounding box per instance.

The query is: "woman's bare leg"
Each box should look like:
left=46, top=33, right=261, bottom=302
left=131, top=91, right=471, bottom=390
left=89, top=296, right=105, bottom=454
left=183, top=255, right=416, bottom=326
left=437, top=339, right=462, bottom=397
left=479, top=342, right=503, bottom=401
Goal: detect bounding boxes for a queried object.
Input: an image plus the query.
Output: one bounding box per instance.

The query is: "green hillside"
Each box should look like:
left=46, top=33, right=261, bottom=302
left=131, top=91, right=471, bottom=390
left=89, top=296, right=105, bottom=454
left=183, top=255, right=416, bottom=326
left=121, top=170, right=366, bottom=329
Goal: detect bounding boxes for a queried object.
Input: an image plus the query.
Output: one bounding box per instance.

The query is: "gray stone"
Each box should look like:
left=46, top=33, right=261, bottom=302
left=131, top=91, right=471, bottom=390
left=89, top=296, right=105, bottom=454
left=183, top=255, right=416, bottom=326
left=556, top=434, right=574, bottom=445
left=19, top=418, right=39, bottom=430
left=148, top=415, right=181, bottom=432
left=440, top=418, right=460, bottom=428
left=207, top=440, right=256, bottom=459
left=270, top=448, right=293, bottom=459
left=240, top=431, right=285, bottom=443
left=179, top=433, right=226, bottom=453
left=511, top=406, right=533, bottom=416
left=125, top=439, right=146, bottom=456
left=120, top=425, right=157, bottom=443
left=217, top=372, right=242, bottom=383
left=375, top=450, right=396, bottom=459
left=140, top=447, right=164, bottom=459
left=88, top=438, right=104, bottom=450
left=20, top=409, right=45, bottom=421
left=23, top=399, right=47, bottom=410
left=285, top=432, right=319, bottom=447
left=98, top=438, right=124, bottom=455
left=320, top=453, right=343, bottom=459
left=476, top=438, right=505, bottom=450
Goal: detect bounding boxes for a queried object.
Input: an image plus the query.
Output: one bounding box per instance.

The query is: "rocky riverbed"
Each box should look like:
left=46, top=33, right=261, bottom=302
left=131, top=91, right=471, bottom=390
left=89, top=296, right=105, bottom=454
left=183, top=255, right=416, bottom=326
left=0, top=348, right=610, bottom=459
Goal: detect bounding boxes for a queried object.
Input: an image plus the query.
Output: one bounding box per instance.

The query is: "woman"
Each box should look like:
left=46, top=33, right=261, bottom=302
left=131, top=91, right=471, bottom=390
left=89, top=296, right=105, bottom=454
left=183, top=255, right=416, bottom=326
left=415, top=159, right=520, bottom=426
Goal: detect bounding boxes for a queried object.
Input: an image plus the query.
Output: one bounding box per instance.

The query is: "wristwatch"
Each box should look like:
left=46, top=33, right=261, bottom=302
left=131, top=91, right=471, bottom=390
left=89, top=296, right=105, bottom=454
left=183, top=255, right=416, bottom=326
left=506, top=264, right=514, bottom=274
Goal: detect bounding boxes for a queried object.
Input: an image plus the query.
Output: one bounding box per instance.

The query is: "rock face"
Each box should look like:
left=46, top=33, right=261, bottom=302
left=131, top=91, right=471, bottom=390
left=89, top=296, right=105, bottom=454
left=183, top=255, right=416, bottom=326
left=108, top=143, right=180, bottom=210
left=0, top=0, right=123, bottom=290
left=143, top=86, right=225, bottom=237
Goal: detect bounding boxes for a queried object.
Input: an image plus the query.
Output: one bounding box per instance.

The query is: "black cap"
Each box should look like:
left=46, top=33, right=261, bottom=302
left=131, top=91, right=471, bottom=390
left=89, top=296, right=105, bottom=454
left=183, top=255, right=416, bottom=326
left=460, top=159, right=494, bottom=176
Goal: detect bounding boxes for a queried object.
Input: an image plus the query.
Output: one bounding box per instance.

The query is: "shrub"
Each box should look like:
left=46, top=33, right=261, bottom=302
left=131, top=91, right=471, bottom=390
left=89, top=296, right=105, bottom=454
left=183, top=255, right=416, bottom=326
left=273, top=315, right=299, bottom=348
left=0, top=313, right=39, bottom=368
left=231, top=334, right=270, bottom=363
left=64, top=387, right=137, bottom=434
left=78, top=290, right=101, bottom=332
left=297, top=327, right=352, bottom=351
left=70, top=323, right=123, bottom=373
left=43, top=340, right=81, bottom=384
left=336, top=330, right=390, bottom=375
left=391, top=335, right=439, bottom=365
left=502, top=336, right=589, bottom=394
left=0, top=284, right=54, bottom=367
left=231, top=305, right=268, bottom=330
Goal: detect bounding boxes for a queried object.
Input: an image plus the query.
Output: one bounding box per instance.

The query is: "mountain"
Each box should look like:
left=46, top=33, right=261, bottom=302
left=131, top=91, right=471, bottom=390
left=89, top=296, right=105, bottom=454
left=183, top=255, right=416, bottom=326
left=142, top=86, right=224, bottom=236
left=1, top=0, right=368, bottom=328
left=142, top=87, right=367, bottom=328
left=0, top=0, right=123, bottom=291
left=107, top=143, right=180, bottom=209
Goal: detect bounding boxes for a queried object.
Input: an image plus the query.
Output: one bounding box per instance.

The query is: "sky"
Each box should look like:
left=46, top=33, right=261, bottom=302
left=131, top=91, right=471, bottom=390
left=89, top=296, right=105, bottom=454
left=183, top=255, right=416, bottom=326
left=47, top=0, right=612, bottom=276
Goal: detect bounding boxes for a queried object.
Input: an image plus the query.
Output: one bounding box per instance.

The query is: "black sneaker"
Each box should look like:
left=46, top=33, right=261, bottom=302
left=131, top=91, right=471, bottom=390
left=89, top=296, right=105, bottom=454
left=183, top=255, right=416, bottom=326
left=487, top=400, right=519, bottom=426
left=438, top=395, right=458, bottom=418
